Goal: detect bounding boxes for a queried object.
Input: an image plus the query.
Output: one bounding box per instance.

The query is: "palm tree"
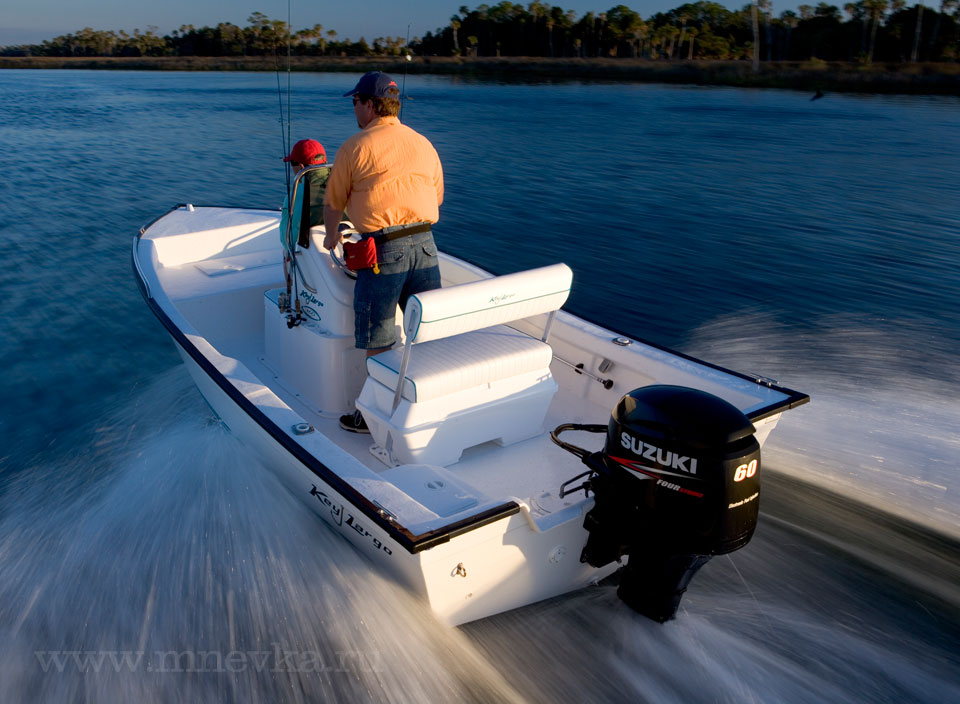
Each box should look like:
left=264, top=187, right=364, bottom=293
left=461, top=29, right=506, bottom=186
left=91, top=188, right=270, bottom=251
left=634, top=20, right=649, bottom=58
left=549, top=7, right=574, bottom=57
left=528, top=1, right=549, bottom=55
left=911, top=3, right=925, bottom=61
left=597, top=12, right=607, bottom=56
left=929, top=0, right=958, bottom=58
left=580, top=11, right=596, bottom=56
left=677, top=14, right=689, bottom=54
left=546, top=15, right=555, bottom=57
left=845, top=1, right=869, bottom=56
left=751, top=0, right=761, bottom=72
left=563, top=8, right=577, bottom=55
left=864, top=0, right=889, bottom=62
left=686, top=27, right=699, bottom=59
left=296, top=23, right=323, bottom=53
left=606, top=5, right=643, bottom=58
left=665, top=26, right=681, bottom=58
left=450, top=18, right=461, bottom=55
left=648, top=30, right=662, bottom=60
left=268, top=19, right=289, bottom=55
left=246, top=12, right=271, bottom=54
left=759, top=0, right=773, bottom=61
left=781, top=10, right=799, bottom=57
left=887, top=0, right=906, bottom=59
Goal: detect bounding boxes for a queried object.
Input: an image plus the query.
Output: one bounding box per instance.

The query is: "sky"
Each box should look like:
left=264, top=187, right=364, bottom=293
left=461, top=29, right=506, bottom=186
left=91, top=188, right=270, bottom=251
left=0, top=0, right=753, bottom=47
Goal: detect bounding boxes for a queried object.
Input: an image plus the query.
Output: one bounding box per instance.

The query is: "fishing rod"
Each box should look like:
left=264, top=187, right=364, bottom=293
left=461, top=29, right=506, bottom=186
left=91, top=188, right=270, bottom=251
left=275, top=0, right=293, bottom=201
left=274, top=45, right=293, bottom=315
left=274, top=56, right=290, bottom=199
left=399, top=23, right=410, bottom=120
left=284, top=0, right=306, bottom=326
left=276, top=0, right=300, bottom=321
left=286, top=0, right=292, bottom=161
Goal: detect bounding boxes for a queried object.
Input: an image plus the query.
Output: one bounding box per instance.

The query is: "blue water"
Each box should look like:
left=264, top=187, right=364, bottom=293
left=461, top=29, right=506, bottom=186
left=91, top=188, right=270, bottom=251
left=1, top=70, right=958, bottom=701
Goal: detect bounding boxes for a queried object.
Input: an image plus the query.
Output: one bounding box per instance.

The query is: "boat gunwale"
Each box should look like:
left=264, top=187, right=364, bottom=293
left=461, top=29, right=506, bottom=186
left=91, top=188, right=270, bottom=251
left=139, top=204, right=810, bottom=419
left=132, top=203, right=810, bottom=553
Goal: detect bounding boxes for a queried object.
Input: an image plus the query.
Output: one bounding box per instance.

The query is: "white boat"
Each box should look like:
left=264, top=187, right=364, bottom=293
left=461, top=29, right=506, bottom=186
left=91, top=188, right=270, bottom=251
left=133, top=175, right=808, bottom=625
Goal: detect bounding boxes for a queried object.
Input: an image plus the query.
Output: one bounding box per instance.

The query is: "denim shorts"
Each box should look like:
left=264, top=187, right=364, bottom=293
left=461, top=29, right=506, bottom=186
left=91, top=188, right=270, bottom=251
left=353, top=230, right=441, bottom=350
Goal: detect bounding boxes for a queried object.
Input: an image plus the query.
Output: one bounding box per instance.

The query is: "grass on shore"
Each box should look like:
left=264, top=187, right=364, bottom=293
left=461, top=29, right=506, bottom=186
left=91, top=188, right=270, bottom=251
left=2, top=55, right=958, bottom=95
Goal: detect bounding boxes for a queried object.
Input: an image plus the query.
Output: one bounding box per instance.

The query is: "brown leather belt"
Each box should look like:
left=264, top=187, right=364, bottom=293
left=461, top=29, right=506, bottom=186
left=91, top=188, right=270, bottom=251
left=363, top=221, right=432, bottom=244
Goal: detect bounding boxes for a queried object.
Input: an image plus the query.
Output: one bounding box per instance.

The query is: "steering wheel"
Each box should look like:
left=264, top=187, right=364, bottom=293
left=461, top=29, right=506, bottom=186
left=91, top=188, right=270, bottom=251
left=329, top=221, right=358, bottom=280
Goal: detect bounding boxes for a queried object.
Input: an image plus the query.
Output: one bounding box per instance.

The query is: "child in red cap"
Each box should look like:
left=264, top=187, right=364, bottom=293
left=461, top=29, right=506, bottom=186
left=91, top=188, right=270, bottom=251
left=283, top=138, right=328, bottom=227
left=280, top=138, right=347, bottom=253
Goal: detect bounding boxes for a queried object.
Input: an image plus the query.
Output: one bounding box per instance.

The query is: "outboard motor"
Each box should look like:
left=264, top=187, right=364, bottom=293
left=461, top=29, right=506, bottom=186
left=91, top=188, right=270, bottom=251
left=552, top=385, right=761, bottom=622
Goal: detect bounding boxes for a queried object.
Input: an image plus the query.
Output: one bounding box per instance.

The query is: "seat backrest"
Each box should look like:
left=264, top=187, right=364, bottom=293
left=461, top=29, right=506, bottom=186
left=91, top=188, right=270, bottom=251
left=404, top=263, right=573, bottom=344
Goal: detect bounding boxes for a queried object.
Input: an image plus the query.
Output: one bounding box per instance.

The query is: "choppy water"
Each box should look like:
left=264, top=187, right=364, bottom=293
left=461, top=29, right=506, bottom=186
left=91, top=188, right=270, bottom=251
left=0, top=70, right=958, bottom=702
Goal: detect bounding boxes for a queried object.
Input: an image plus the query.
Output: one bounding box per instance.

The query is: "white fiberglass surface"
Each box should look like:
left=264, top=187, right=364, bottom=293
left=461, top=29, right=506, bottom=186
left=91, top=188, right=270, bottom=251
left=164, top=282, right=603, bottom=507
left=448, top=382, right=609, bottom=503
left=146, top=206, right=280, bottom=267
left=157, top=275, right=769, bottom=513
left=239, top=347, right=597, bottom=507
left=142, top=207, right=789, bottom=514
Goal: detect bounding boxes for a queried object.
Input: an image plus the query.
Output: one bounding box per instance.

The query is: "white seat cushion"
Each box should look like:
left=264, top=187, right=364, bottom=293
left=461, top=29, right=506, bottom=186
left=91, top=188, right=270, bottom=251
left=405, top=263, right=572, bottom=344
left=366, top=325, right=552, bottom=403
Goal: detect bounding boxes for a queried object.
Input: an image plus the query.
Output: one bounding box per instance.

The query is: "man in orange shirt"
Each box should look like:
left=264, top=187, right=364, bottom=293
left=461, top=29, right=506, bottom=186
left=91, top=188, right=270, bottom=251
left=323, top=71, right=444, bottom=433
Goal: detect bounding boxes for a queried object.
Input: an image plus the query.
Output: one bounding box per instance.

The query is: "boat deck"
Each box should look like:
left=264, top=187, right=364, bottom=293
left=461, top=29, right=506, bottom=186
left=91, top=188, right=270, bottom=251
left=183, top=291, right=606, bottom=513
left=244, top=346, right=608, bottom=508
left=145, top=237, right=604, bottom=511
left=137, top=206, right=807, bottom=539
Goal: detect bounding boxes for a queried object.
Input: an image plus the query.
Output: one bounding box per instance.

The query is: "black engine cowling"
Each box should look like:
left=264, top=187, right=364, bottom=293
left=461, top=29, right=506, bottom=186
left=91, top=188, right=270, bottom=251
left=575, top=385, right=761, bottom=622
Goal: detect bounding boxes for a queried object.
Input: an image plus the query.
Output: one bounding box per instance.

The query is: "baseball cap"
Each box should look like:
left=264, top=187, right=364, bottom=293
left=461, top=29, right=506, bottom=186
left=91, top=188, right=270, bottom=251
left=283, top=139, right=326, bottom=164
left=343, top=71, right=399, bottom=98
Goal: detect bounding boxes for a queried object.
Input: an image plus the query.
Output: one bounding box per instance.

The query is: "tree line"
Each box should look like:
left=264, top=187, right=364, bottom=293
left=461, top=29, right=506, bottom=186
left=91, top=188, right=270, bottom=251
left=1, top=12, right=409, bottom=59
left=418, top=1, right=960, bottom=63
left=2, top=3, right=958, bottom=64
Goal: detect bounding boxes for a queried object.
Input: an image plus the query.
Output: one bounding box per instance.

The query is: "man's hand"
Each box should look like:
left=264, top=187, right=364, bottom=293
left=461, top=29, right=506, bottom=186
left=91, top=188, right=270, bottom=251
left=323, top=206, right=344, bottom=249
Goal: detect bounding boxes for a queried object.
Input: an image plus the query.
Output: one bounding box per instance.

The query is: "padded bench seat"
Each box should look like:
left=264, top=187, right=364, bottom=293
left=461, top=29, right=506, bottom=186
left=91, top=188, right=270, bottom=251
left=356, top=263, right=573, bottom=467
left=366, top=326, right=553, bottom=403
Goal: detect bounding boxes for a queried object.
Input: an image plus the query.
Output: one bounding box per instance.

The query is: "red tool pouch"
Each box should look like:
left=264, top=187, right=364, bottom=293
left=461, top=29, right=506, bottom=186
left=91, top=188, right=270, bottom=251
left=342, top=238, right=379, bottom=274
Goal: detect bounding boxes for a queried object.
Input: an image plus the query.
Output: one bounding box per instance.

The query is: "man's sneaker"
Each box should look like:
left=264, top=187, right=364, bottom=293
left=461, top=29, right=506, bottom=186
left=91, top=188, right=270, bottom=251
left=339, top=409, right=369, bottom=434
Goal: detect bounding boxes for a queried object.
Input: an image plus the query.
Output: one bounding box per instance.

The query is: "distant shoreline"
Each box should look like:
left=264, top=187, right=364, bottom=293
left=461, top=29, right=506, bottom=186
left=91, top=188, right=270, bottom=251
left=2, top=56, right=959, bottom=95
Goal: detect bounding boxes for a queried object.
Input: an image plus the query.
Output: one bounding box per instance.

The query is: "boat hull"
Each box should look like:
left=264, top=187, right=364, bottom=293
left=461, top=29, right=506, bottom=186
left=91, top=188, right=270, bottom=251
left=135, top=204, right=808, bottom=625
left=175, top=341, right=618, bottom=625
